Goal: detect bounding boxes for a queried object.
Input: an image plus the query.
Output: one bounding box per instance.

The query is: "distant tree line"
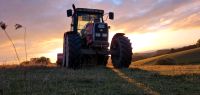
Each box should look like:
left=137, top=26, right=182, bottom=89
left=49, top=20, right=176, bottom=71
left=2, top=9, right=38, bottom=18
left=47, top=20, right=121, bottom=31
left=161, top=39, right=200, bottom=54
left=21, top=56, right=51, bottom=65
left=169, top=44, right=197, bottom=54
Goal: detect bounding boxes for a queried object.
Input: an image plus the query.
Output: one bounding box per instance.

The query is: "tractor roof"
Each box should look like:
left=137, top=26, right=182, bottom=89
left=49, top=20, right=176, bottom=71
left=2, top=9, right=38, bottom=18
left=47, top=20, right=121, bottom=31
left=76, top=8, right=104, bottom=14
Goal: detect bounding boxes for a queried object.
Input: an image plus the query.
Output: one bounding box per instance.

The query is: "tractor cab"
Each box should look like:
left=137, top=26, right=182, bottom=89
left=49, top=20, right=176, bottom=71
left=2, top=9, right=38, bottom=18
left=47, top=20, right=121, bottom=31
left=67, top=6, right=114, bottom=47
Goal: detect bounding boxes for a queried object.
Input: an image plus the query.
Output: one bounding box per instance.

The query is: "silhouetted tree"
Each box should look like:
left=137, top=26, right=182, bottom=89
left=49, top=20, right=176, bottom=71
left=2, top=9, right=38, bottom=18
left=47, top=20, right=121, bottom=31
left=36, top=57, right=51, bottom=64
left=197, top=39, right=200, bottom=47
left=31, top=57, right=51, bottom=64
left=28, top=57, right=51, bottom=65
left=20, top=61, right=30, bottom=65
left=170, top=48, right=175, bottom=53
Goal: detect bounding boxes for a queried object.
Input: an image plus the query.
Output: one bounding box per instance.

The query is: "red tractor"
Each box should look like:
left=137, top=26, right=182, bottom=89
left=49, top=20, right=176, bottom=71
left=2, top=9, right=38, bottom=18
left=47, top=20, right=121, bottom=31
left=59, top=4, right=132, bottom=68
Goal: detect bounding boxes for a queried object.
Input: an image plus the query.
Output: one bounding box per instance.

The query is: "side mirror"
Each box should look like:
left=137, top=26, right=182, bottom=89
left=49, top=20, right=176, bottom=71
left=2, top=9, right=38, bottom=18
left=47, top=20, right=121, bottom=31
left=67, top=9, right=73, bottom=17
left=109, top=12, right=114, bottom=20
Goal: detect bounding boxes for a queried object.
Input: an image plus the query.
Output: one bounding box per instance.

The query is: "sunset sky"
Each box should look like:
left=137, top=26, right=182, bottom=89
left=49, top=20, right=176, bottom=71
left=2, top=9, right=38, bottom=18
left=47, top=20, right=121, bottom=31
left=1, top=0, right=200, bottom=63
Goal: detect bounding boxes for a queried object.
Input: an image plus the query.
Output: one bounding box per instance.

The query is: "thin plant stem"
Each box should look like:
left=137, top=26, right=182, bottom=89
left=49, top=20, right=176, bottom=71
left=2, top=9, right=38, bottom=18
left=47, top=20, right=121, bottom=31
left=24, top=27, right=28, bottom=62
left=3, top=30, right=20, bottom=64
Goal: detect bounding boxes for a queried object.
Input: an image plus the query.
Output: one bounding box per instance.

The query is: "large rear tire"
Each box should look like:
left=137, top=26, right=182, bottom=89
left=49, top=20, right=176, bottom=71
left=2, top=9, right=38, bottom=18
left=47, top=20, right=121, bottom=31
left=63, top=32, right=81, bottom=69
left=111, top=33, right=132, bottom=68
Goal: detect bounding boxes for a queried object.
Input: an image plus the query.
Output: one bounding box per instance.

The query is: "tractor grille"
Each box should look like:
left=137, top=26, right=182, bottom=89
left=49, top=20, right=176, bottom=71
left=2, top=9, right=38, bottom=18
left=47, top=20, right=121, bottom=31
left=95, top=36, right=108, bottom=41
left=94, top=23, right=108, bottom=41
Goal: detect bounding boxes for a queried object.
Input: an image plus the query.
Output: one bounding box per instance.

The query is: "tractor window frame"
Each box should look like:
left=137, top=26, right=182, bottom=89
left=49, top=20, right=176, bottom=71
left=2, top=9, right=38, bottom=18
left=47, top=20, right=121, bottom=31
left=77, top=12, right=103, bottom=33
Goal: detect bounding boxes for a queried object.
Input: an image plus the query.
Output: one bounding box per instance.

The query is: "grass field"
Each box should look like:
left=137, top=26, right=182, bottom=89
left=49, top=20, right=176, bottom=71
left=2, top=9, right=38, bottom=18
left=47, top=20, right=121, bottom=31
left=0, top=64, right=200, bottom=95
left=1, top=48, right=200, bottom=95
left=133, top=47, right=200, bottom=66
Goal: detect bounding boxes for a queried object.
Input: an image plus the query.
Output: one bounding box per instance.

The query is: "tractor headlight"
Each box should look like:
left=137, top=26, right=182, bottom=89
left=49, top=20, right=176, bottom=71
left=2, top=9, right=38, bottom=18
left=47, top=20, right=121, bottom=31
left=102, top=33, right=108, bottom=37
left=95, top=33, right=101, bottom=37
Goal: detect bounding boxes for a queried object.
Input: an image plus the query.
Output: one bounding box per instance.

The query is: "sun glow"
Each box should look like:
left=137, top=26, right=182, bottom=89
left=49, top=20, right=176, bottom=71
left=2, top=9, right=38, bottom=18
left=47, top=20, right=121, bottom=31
left=127, top=28, right=179, bottom=53
left=43, top=48, right=63, bottom=63
left=127, top=32, right=159, bottom=53
left=109, top=29, right=161, bottom=53
left=109, top=28, right=185, bottom=53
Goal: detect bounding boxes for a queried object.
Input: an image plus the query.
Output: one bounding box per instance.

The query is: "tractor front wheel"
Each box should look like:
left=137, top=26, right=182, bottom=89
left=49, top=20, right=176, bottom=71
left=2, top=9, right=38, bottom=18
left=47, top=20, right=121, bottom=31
left=110, top=33, right=132, bottom=68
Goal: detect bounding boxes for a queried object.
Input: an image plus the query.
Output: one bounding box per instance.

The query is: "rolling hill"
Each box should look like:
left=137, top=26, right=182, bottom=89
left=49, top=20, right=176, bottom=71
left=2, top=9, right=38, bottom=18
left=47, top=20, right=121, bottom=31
left=132, top=47, right=200, bottom=66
